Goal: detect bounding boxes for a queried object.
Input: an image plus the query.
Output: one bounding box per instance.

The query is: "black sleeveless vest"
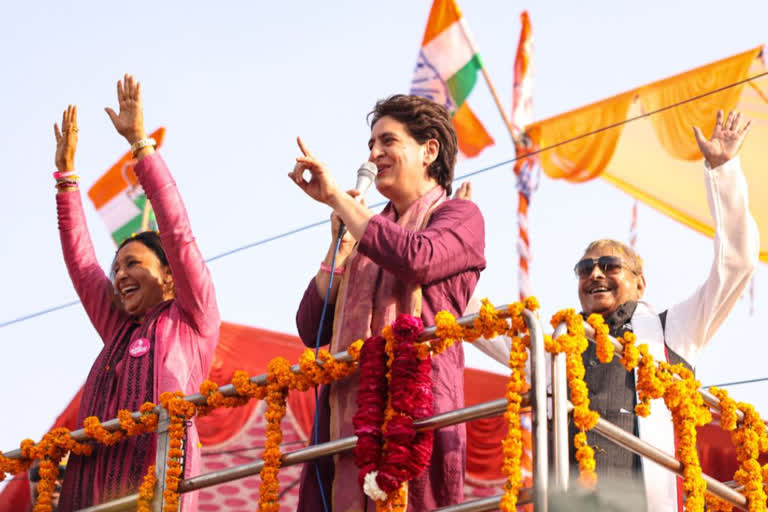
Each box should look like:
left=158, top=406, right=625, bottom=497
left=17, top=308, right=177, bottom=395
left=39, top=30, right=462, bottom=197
left=568, top=302, right=692, bottom=494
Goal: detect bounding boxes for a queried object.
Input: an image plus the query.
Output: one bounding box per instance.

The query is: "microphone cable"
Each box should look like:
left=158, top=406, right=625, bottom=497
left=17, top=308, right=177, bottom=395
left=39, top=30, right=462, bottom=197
left=311, top=230, right=345, bottom=512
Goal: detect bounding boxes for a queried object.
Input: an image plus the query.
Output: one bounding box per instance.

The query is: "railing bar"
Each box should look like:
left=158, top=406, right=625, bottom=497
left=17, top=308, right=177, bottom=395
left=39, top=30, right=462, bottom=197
left=524, top=309, right=549, bottom=512
left=5, top=306, right=518, bottom=460
left=430, top=488, right=533, bottom=512
left=551, top=323, right=570, bottom=492
left=76, top=396, right=523, bottom=511
left=589, top=409, right=748, bottom=508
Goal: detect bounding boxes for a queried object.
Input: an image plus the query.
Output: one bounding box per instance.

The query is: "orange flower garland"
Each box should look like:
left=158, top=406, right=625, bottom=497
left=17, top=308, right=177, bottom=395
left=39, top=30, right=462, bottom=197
left=377, top=324, right=408, bottom=511
left=137, top=464, right=157, bottom=512
left=586, top=313, right=613, bottom=363
left=258, top=357, right=291, bottom=512
left=710, top=387, right=768, bottom=512
left=499, top=301, right=531, bottom=512
left=549, top=309, right=598, bottom=487
left=618, top=331, right=640, bottom=371
left=3, top=299, right=768, bottom=512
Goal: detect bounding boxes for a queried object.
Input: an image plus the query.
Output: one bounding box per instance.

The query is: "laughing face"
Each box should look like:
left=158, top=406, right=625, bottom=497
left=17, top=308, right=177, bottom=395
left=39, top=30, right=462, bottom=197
left=112, top=241, right=173, bottom=318
left=368, top=115, right=438, bottom=211
left=577, top=246, right=646, bottom=316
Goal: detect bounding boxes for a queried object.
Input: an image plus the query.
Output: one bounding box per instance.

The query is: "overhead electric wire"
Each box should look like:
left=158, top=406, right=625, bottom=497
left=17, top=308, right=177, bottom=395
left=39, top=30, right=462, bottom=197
left=705, top=376, right=768, bottom=389
left=2, top=70, right=766, bottom=331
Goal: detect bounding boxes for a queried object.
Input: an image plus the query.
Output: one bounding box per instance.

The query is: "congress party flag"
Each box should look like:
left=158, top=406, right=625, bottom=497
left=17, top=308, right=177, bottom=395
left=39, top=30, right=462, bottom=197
left=410, top=0, right=494, bottom=157
left=87, top=127, right=165, bottom=245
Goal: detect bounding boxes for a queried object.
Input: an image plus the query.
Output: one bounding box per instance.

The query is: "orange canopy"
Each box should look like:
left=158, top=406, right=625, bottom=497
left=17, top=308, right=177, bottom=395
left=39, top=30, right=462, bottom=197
left=526, top=47, right=768, bottom=262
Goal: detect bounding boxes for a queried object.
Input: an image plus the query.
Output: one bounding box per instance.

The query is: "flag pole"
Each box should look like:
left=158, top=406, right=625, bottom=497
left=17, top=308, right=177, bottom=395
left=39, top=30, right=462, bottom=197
left=479, top=65, right=519, bottom=145
left=141, top=199, right=153, bottom=231
left=457, top=19, right=519, bottom=145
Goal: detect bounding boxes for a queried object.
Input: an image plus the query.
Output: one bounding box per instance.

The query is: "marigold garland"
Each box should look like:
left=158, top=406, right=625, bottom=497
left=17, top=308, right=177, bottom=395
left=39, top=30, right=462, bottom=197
left=710, top=387, right=768, bottom=512
left=137, top=464, right=157, bottom=512
left=586, top=313, right=613, bottom=364
left=3, top=298, right=768, bottom=512
left=499, top=331, right=529, bottom=511
left=549, top=308, right=598, bottom=487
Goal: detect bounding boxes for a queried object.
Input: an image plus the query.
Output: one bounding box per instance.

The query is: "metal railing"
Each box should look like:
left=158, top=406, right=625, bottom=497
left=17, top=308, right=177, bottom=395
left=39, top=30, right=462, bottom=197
left=3, top=307, right=759, bottom=511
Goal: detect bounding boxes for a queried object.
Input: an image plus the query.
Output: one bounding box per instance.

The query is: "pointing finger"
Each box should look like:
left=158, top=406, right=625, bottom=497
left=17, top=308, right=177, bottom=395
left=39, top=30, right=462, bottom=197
left=296, top=136, right=312, bottom=157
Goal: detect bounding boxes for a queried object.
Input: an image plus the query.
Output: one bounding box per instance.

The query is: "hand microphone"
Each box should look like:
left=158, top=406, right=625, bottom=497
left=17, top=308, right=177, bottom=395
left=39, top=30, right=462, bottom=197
left=338, top=161, right=377, bottom=239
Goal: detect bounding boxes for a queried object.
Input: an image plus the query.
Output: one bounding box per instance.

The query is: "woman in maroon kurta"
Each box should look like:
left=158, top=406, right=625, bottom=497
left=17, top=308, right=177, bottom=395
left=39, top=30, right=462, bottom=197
left=289, top=95, right=486, bottom=511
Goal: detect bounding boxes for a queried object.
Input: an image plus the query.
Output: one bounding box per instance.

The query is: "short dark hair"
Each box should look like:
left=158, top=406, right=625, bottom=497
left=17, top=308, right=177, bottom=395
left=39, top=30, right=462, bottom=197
left=117, top=231, right=168, bottom=267
left=368, top=94, right=458, bottom=195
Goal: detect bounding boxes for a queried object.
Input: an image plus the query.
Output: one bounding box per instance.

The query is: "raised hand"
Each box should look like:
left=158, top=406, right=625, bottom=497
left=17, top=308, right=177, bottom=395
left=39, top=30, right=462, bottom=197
left=105, top=74, right=146, bottom=144
left=54, top=105, right=78, bottom=173
left=693, top=110, right=751, bottom=169
left=288, top=137, right=341, bottom=205
left=453, top=181, right=472, bottom=200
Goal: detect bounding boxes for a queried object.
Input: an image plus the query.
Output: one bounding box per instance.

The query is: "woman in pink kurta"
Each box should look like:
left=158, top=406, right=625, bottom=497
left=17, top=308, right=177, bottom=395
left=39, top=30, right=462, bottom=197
left=289, top=95, right=486, bottom=511
left=52, top=77, right=219, bottom=512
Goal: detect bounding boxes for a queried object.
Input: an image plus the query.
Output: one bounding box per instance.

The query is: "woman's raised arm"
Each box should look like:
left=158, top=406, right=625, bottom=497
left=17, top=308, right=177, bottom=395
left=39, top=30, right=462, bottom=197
left=105, top=74, right=220, bottom=335
left=55, top=105, right=127, bottom=341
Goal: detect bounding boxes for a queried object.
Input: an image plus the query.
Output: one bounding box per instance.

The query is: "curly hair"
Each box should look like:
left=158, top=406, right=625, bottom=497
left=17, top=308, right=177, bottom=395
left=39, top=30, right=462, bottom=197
left=368, top=94, right=458, bottom=195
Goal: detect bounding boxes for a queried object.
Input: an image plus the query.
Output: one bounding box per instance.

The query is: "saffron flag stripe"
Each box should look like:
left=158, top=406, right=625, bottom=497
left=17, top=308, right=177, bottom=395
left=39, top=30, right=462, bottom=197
left=453, top=102, right=494, bottom=157
left=421, top=19, right=477, bottom=82
left=421, top=0, right=462, bottom=46
left=412, top=0, right=493, bottom=158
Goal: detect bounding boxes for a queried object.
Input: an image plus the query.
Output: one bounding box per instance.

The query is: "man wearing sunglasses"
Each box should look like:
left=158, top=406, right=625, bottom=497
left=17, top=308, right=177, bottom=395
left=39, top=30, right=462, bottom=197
left=571, top=110, right=758, bottom=512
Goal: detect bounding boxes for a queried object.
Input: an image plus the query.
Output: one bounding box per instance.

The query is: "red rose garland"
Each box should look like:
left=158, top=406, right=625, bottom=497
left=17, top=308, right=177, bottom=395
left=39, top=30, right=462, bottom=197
left=353, top=314, right=434, bottom=506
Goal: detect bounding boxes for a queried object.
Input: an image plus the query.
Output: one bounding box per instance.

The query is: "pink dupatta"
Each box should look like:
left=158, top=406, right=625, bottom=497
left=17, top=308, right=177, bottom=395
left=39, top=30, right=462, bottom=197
left=329, top=185, right=446, bottom=512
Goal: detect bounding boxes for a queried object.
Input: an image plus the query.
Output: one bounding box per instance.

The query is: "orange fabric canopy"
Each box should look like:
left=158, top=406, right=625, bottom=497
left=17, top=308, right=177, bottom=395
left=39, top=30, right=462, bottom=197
left=526, top=47, right=768, bottom=262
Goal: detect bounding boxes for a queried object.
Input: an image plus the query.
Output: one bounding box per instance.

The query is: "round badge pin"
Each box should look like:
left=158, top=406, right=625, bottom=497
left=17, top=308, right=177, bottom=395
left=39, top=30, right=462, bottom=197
left=129, top=337, right=151, bottom=358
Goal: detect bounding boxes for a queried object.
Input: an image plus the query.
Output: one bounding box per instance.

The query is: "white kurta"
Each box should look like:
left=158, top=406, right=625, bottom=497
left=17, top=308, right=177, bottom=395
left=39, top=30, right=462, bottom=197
left=464, top=157, right=758, bottom=511
left=631, top=156, right=759, bottom=511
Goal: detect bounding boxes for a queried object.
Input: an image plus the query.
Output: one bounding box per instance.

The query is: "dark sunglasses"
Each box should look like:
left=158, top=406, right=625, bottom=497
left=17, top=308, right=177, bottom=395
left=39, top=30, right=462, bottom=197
left=574, top=255, right=635, bottom=278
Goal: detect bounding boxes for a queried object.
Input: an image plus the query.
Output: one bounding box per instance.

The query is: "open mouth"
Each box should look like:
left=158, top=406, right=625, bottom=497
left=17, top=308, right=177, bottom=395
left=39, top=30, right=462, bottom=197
left=587, top=286, right=611, bottom=295
left=120, top=284, right=140, bottom=300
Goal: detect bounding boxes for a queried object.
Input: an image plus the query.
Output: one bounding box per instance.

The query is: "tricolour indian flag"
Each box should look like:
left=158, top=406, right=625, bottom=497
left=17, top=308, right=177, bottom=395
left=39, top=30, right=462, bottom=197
left=87, top=127, right=165, bottom=245
left=410, top=0, right=494, bottom=157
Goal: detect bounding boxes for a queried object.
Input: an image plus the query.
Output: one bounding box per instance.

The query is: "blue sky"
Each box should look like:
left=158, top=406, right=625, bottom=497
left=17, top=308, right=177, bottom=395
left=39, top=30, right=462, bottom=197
left=1, top=0, right=766, bottom=473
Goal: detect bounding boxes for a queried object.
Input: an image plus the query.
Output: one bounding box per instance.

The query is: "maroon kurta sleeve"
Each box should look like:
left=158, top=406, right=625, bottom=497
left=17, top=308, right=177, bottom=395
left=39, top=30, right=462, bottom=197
left=296, top=278, right=336, bottom=348
left=357, top=199, right=486, bottom=285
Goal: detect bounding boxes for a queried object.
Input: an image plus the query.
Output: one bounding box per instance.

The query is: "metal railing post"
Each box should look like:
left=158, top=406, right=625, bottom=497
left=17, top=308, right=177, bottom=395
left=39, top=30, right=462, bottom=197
left=551, top=324, right=570, bottom=492
left=151, top=409, right=171, bottom=512
left=523, top=309, right=548, bottom=512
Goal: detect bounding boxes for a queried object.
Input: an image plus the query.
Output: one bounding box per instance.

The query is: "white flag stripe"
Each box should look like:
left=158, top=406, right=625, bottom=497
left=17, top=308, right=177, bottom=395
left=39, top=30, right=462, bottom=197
left=421, top=19, right=475, bottom=81
left=97, top=190, right=142, bottom=232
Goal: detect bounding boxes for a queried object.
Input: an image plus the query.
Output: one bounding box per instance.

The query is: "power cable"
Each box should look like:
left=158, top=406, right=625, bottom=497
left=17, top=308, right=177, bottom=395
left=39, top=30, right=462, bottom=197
left=1, top=70, right=766, bottom=330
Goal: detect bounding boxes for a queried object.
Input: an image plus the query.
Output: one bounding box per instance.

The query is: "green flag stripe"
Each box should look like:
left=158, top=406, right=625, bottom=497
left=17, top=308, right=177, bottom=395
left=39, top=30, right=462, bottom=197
left=447, top=54, right=482, bottom=109
left=112, top=215, right=144, bottom=245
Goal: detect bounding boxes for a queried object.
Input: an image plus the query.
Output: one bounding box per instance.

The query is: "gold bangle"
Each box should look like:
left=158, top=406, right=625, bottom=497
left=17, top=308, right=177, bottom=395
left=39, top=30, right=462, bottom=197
left=131, top=137, right=157, bottom=156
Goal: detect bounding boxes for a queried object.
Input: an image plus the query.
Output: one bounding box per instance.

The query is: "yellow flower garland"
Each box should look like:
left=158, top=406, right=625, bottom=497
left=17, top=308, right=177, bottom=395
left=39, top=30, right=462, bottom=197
left=3, top=299, right=768, bottom=512
left=137, top=465, right=157, bottom=512
left=586, top=314, right=613, bottom=364
left=548, top=308, right=598, bottom=487
left=710, top=387, right=768, bottom=512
